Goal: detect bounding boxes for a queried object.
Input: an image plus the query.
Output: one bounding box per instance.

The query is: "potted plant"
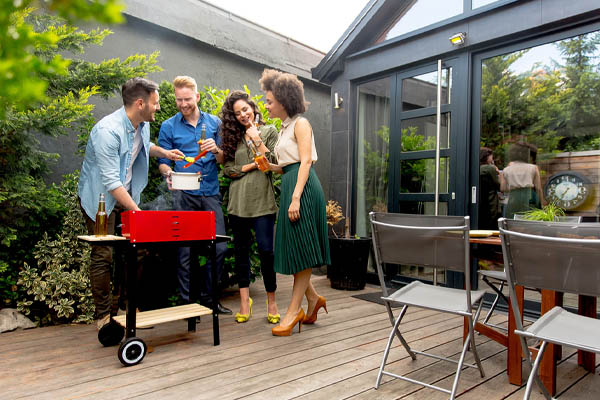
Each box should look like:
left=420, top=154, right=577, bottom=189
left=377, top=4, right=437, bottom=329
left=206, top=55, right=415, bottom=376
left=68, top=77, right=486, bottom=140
left=518, top=203, right=566, bottom=221
left=325, top=200, right=371, bottom=290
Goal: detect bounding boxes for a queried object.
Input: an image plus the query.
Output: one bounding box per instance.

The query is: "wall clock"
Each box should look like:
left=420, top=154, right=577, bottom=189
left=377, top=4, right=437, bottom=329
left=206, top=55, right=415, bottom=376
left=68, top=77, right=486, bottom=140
left=544, top=171, right=590, bottom=210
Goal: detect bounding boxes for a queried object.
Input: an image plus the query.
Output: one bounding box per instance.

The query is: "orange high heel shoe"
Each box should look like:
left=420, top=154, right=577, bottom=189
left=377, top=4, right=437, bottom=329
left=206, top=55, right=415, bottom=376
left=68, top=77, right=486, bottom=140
left=303, top=295, right=327, bottom=324
left=272, top=308, right=305, bottom=336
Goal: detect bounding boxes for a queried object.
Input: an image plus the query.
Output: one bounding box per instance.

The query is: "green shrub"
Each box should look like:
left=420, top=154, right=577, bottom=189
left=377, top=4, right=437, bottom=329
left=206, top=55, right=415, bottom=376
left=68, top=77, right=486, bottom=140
left=0, top=11, right=160, bottom=309
left=17, top=172, right=94, bottom=325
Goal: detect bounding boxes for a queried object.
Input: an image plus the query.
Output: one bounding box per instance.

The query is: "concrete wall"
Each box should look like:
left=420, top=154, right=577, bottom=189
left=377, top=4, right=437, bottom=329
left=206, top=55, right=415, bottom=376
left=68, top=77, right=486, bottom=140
left=42, top=6, right=331, bottom=195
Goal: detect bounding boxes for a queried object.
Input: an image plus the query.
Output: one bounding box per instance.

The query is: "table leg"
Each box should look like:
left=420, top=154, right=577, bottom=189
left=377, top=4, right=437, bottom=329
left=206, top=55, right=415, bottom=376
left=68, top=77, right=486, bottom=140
left=210, top=240, right=220, bottom=346
left=125, top=243, right=137, bottom=339
left=540, top=290, right=561, bottom=396
left=578, top=295, right=596, bottom=371
left=508, top=285, right=524, bottom=385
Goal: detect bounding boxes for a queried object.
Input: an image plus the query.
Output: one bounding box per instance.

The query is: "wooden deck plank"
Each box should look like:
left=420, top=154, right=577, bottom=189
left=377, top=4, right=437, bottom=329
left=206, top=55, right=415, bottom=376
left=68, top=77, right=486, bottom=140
left=1, top=274, right=595, bottom=400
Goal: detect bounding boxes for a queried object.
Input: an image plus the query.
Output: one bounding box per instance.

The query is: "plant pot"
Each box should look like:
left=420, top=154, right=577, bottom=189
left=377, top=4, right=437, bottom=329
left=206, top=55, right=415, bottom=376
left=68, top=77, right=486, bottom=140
left=328, top=237, right=371, bottom=290
left=171, top=172, right=202, bottom=190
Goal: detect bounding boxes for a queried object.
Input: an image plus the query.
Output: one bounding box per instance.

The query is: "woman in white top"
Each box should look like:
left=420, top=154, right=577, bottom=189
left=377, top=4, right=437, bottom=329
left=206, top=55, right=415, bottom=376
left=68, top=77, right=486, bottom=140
left=259, top=69, right=330, bottom=336
left=500, top=143, right=544, bottom=218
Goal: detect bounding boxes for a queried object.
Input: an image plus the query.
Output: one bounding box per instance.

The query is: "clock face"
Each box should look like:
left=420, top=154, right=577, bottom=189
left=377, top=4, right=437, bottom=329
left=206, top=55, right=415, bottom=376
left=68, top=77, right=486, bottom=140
left=544, top=172, right=589, bottom=210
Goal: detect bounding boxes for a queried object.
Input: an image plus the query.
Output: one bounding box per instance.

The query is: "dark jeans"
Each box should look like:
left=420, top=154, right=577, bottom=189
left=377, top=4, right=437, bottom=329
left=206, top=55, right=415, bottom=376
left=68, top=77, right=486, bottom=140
left=229, top=214, right=277, bottom=293
left=81, top=201, right=123, bottom=319
left=174, top=191, right=226, bottom=304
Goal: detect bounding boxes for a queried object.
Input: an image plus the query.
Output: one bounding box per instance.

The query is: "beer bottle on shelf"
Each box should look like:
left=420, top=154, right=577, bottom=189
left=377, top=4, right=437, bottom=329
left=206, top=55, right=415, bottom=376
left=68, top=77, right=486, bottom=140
left=248, top=140, right=270, bottom=172
left=94, top=193, right=108, bottom=236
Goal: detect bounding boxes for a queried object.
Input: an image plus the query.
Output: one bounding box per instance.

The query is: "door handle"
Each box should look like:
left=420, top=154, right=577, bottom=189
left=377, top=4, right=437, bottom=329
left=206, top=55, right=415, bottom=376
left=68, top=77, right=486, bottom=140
left=471, top=186, right=477, bottom=204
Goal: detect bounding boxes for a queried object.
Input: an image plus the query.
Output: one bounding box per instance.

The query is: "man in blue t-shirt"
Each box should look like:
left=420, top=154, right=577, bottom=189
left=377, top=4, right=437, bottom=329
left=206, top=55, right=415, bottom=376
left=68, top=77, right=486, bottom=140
left=158, top=76, right=231, bottom=314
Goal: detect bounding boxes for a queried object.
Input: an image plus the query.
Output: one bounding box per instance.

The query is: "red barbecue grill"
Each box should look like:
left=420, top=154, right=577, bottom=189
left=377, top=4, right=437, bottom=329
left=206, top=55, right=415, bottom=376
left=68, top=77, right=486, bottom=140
left=78, top=210, right=230, bottom=366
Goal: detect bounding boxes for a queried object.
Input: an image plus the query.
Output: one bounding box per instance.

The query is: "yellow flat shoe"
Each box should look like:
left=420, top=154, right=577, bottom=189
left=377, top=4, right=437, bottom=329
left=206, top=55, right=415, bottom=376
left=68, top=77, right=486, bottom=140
left=266, top=300, right=280, bottom=324
left=235, top=297, right=252, bottom=323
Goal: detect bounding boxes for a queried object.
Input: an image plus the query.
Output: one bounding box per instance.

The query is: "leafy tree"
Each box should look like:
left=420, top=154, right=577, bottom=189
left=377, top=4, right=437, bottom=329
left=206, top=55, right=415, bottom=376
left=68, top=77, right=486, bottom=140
left=0, top=0, right=124, bottom=117
left=480, top=32, right=600, bottom=164
left=0, top=11, right=160, bottom=308
left=554, top=33, right=600, bottom=150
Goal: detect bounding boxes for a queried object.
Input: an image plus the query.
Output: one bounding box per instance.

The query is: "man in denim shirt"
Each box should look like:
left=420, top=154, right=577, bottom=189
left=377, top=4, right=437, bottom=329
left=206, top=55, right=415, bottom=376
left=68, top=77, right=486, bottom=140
left=158, top=76, right=231, bottom=315
left=79, top=78, right=184, bottom=334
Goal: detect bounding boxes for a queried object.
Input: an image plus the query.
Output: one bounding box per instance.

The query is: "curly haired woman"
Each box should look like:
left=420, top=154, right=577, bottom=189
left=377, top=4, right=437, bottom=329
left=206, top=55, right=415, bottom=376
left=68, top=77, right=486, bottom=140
left=259, top=69, right=330, bottom=336
left=220, top=90, right=280, bottom=324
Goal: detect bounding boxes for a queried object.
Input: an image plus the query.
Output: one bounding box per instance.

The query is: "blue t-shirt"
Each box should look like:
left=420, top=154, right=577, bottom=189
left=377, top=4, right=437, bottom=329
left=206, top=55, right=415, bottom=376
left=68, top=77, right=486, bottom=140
left=158, top=111, right=221, bottom=196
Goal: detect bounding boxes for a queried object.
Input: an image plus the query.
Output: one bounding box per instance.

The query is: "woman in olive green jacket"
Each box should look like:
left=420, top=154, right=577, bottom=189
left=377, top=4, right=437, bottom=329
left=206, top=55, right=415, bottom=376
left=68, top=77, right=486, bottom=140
left=220, top=90, right=280, bottom=324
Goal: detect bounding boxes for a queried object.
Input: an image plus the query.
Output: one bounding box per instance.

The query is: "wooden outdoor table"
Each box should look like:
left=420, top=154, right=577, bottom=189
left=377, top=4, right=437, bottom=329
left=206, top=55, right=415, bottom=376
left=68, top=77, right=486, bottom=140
left=465, top=233, right=597, bottom=395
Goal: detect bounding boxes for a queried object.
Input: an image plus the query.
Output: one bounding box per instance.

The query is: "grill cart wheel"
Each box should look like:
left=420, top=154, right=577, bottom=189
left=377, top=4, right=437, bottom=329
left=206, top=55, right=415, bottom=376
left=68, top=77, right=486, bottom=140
left=118, top=337, right=147, bottom=366
left=97, top=319, right=125, bottom=347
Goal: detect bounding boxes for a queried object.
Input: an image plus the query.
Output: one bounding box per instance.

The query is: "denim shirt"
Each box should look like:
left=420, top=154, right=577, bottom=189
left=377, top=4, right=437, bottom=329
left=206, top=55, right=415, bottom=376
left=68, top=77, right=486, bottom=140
left=158, top=111, right=221, bottom=196
left=78, top=107, right=153, bottom=220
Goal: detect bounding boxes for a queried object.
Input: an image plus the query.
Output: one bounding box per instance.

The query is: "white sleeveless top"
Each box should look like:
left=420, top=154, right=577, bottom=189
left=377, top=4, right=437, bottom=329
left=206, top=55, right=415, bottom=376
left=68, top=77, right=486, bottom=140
left=274, top=115, right=318, bottom=168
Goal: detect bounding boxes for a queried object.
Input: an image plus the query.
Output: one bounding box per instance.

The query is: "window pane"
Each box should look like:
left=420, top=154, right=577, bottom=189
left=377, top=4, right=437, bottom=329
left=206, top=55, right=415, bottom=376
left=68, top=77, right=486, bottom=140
left=378, top=0, right=462, bottom=43
left=401, top=113, right=450, bottom=151
left=479, top=30, right=600, bottom=311
left=356, top=77, right=391, bottom=237
left=400, top=157, right=449, bottom=193
left=402, top=68, right=452, bottom=111
left=479, top=30, right=600, bottom=225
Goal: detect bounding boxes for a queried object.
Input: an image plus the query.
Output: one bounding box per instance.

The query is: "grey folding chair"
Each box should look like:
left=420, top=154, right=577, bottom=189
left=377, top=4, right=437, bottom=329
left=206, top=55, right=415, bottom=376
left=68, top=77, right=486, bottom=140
left=499, top=218, right=600, bottom=400
left=369, top=212, right=486, bottom=399
left=479, top=215, right=582, bottom=330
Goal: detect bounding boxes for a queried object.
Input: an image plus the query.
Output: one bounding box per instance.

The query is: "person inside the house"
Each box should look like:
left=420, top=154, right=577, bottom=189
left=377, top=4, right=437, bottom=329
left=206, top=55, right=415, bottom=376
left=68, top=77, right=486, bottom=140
left=500, top=142, right=544, bottom=219
left=259, top=68, right=330, bottom=336
left=78, top=77, right=184, bottom=338
left=157, top=76, right=232, bottom=315
left=479, top=147, right=501, bottom=229
left=220, top=90, right=280, bottom=324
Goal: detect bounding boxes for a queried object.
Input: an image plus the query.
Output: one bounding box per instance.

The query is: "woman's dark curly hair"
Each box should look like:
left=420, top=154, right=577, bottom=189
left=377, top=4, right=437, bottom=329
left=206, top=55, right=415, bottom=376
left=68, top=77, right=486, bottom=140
left=259, top=69, right=309, bottom=117
left=219, top=90, right=262, bottom=162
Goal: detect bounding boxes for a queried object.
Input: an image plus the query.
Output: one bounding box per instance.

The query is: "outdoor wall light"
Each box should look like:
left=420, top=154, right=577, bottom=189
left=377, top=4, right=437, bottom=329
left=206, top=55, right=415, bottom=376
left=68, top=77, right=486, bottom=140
left=449, top=32, right=466, bottom=46
left=334, top=92, right=343, bottom=109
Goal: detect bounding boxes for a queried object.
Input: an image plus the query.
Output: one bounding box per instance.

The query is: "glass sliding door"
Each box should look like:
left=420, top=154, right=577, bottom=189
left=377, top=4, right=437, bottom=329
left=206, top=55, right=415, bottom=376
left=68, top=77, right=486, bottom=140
left=354, top=57, right=468, bottom=286
left=390, top=58, right=465, bottom=285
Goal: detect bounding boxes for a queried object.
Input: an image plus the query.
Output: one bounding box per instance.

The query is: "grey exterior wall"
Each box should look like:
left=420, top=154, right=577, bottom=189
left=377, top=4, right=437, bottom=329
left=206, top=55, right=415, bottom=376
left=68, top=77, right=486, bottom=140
left=42, top=1, right=331, bottom=196
left=320, top=0, right=600, bottom=220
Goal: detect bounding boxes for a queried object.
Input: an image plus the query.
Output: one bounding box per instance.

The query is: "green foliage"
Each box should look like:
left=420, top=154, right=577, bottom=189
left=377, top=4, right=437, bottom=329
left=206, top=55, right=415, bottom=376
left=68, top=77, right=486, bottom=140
left=17, top=172, right=94, bottom=325
left=481, top=32, right=600, bottom=167
left=0, top=0, right=124, bottom=117
left=143, top=82, right=281, bottom=286
left=0, top=11, right=160, bottom=309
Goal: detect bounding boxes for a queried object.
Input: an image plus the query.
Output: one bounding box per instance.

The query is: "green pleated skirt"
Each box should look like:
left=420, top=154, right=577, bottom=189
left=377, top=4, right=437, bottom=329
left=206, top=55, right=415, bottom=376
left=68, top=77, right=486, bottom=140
left=274, top=163, right=331, bottom=275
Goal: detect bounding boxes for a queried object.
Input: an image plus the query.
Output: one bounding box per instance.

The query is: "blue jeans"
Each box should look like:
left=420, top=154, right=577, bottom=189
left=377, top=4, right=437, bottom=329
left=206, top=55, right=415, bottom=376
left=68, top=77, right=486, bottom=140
left=175, top=192, right=226, bottom=304
left=229, top=214, right=277, bottom=293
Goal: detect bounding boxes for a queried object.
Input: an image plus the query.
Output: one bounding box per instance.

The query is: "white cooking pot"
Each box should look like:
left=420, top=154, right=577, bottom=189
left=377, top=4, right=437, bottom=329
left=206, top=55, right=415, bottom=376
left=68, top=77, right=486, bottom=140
left=171, top=172, right=202, bottom=190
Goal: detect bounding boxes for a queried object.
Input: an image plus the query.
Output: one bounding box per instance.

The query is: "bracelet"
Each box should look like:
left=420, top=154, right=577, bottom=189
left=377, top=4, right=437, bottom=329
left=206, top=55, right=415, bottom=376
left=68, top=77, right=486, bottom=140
left=252, top=139, right=263, bottom=145
left=212, top=147, right=220, bottom=154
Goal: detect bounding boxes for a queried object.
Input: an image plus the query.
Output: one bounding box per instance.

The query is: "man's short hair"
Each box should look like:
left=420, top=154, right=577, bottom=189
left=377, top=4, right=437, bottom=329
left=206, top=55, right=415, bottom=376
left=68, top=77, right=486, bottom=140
left=121, top=77, right=159, bottom=106
left=172, top=76, right=198, bottom=93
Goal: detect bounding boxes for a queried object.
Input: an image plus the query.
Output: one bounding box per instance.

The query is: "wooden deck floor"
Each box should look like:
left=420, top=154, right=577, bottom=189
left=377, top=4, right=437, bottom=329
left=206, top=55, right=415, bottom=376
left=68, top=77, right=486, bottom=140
left=1, top=274, right=598, bottom=399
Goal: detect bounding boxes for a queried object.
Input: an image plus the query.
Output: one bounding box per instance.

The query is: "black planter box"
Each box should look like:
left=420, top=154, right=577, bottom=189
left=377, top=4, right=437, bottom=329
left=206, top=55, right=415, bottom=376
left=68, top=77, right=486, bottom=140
left=328, top=237, right=371, bottom=290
